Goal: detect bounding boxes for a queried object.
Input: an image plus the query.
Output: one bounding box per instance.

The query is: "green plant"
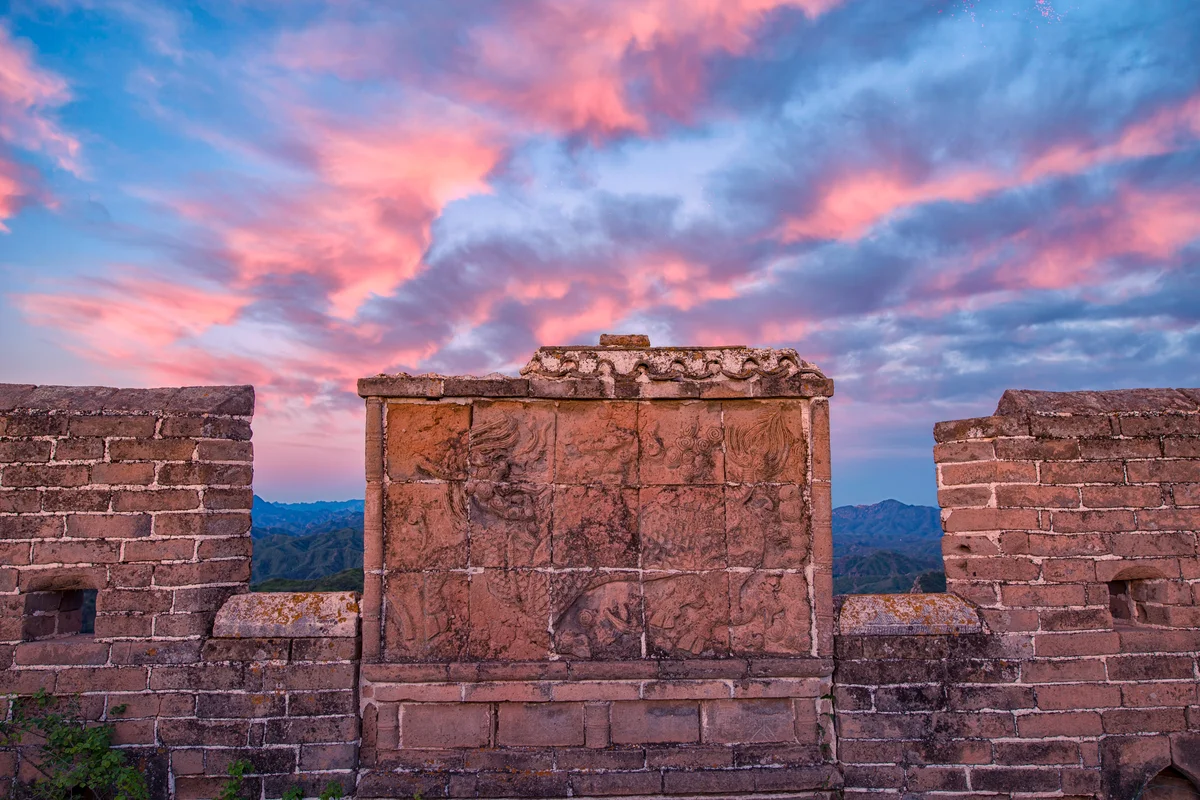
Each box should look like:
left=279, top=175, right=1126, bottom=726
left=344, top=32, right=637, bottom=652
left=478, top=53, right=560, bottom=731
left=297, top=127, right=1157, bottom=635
left=215, top=759, right=253, bottom=800
left=0, top=690, right=148, bottom=800
left=280, top=786, right=303, bottom=800
left=316, top=782, right=343, bottom=800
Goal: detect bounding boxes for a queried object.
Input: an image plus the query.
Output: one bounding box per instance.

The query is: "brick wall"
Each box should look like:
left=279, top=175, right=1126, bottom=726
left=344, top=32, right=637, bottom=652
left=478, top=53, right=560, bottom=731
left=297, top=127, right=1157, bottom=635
left=834, top=387, right=1200, bottom=799
left=0, top=385, right=360, bottom=800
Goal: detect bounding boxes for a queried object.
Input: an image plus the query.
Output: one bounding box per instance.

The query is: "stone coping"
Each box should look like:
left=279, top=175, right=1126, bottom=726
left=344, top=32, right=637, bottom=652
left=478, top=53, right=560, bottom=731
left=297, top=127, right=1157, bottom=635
left=212, top=591, right=360, bottom=638
left=995, top=387, right=1200, bottom=416
left=836, top=593, right=982, bottom=636
left=360, top=658, right=834, bottom=683
left=359, top=346, right=833, bottom=399
left=0, top=383, right=255, bottom=416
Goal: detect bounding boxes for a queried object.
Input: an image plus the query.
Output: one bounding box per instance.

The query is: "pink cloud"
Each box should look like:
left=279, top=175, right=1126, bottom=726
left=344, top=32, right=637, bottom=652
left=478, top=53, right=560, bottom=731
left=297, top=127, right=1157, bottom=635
left=779, top=91, right=1200, bottom=244
left=0, top=25, right=80, bottom=175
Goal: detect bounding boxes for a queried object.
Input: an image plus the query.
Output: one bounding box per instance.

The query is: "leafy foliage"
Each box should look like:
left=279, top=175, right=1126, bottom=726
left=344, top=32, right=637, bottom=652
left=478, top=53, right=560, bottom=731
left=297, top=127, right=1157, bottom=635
left=0, top=690, right=148, bottom=800
left=215, top=759, right=253, bottom=800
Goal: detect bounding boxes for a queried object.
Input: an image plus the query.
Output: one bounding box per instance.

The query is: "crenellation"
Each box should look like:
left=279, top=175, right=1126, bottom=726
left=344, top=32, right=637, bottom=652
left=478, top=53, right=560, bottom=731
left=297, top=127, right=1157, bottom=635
left=3, top=372, right=1199, bottom=798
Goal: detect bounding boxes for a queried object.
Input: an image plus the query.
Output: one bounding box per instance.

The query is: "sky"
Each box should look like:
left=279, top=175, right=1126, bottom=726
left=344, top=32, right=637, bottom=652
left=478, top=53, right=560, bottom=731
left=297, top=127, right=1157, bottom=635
left=1, top=0, right=1198, bottom=506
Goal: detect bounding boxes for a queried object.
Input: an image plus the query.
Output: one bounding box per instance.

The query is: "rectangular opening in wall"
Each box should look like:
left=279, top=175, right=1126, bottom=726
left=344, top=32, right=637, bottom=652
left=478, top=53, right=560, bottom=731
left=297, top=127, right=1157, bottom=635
left=22, top=590, right=85, bottom=640
left=81, top=589, right=97, bottom=634
left=1108, top=580, right=1134, bottom=622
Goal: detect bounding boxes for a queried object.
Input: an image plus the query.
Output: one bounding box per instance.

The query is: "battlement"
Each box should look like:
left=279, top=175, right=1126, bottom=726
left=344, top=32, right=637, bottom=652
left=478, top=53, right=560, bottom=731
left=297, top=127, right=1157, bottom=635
left=1, top=371, right=1197, bottom=799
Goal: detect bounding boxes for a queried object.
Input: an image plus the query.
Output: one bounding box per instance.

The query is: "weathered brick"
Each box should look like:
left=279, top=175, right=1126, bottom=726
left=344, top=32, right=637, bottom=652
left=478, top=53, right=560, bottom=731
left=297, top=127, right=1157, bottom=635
left=995, top=484, right=1080, bottom=508
left=0, top=489, right=41, bottom=513
left=90, top=463, right=155, bottom=486
left=0, top=515, right=63, bottom=539
left=33, top=539, right=121, bottom=564
left=0, top=440, right=52, bottom=462
left=1121, top=682, right=1198, bottom=708
left=1017, top=710, right=1103, bottom=737
left=933, top=415, right=1029, bottom=443
left=65, top=514, right=151, bottom=538
left=158, top=462, right=252, bottom=487
left=195, top=440, right=253, bottom=462
left=1113, top=532, right=1195, bottom=557
left=1022, top=658, right=1107, bottom=683
left=68, top=416, right=158, bottom=437
left=1107, top=655, right=1195, bottom=681
left=1030, top=415, right=1115, bottom=439
left=108, top=439, right=197, bottom=461
left=1102, top=707, right=1187, bottom=734
left=53, top=438, right=105, bottom=461
left=2, top=465, right=89, bottom=488
left=940, top=461, right=1037, bottom=487
left=1078, top=438, right=1163, bottom=460
left=1121, top=414, right=1200, bottom=437
left=113, top=489, right=200, bottom=512
left=203, top=488, right=253, bottom=510
left=496, top=702, right=584, bottom=746
left=153, top=560, right=248, bottom=586
left=1082, top=485, right=1164, bottom=508
left=994, top=437, right=1080, bottom=460
left=1041, top=461, right=1125, bottom=485
left=41, top=489, right=112, bottom=512
left=399, top=703, right=491, bottom=748
left=1051, top=509, right=1137, bottom=532
left=611, top=700, right=700, bottom=744
left=703, top=699, right=797, bottom=744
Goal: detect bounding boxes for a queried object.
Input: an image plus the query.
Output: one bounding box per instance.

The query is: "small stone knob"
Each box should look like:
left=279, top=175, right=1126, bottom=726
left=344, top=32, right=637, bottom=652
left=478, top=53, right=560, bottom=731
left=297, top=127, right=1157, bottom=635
left=599, top=334, right=651, bottom=347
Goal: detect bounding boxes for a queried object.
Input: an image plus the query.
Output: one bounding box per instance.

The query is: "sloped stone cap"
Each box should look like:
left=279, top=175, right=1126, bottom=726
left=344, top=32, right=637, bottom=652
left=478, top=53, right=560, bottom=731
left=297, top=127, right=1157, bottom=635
left=837, top=593, right=982, bottom=636
left=212, top=592, right=360, bottom=638
left=0, top=383, right=254, bottom=416
left=996, top=388, right=1200, bottom=416
left=359, top=342, right=832, bottom=399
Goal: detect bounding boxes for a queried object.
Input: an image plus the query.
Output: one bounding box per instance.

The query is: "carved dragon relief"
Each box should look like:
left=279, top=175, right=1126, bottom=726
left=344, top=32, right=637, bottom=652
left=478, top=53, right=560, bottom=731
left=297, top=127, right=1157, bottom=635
left=642, top=420, right=723, bottom=484
left=520, top=347, right=822, bottom=382
left=469, top=413, right=551, bottom=482
left=726, top=405, right=802, bottom=482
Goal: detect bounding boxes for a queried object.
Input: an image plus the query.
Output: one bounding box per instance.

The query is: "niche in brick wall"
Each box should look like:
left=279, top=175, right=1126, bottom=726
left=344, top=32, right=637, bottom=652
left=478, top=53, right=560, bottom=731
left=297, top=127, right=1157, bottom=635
left=1141, top=766, right=1200, bottom=799
left=21, top=589, right=97, bottom=640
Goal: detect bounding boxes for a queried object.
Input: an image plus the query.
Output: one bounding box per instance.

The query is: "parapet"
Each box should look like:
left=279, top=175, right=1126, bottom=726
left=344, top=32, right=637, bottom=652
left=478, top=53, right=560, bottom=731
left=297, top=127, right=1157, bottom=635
left=358, top=338, right=834, bottom=400
left=836, top=592, right=983, bottom=636
left=212, top=592, right=361, bottom=638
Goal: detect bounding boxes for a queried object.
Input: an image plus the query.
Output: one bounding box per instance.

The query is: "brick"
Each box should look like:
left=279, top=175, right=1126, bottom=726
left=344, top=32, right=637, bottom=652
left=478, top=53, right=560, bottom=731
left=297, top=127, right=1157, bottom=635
left=113, top=489, right=200, bottom=512
left=1030, top=415, right=1115, bottom=438
left=1165, top=437, right=1200, bottom=457
left=1121, top=414, right=1200, bottom=437
left=971, top=767, right=1061, bottom=792
left=15, top=639, right=109, bottom=665
left=940, top=461, right=1036, bottom=486
left=265, top=715, right=358, bottom=744
left=1078, top=438, right=1163, bottom=459
left=994, top=437, right=1080, bottom=460
left=299, top=743, right=357, bottom=772
left=1095, top=557, right=1180, bottom=581
left=287, top=691, right=356, bottom=717
left=1140, top=508, right=1200, bottom=530
left=1023, top=531, right=1108, bottom=556
left=943, top=508, right=1038, bottom=532
left=400, top=703, right=491, bottom=748
left=65, top=514, right=152, bottom=538
left=0, top=515, right=63, bottom=539
left=1022, top=658, right=1106, bottom=683
left=1036, top=682, right=1121, bottom=710
left=153, top=560, right=248, bottom=586
left=1103, top=707, right=1186, bottom=733
left=195, top=440, right=253, bottom=461
left=1039, top=607, right=1110, bottom=631
left=203, top=488, right=253, bottom=510
left=1001, top=584, right=1086, bottom=607
left=1083, top=485, right=1165, bottom=508
left=159, top=416, right=251, bottom=440
left=994, top=740, right=1079, bottom=765
left=41, top=489, right=112, bottom=512
left=703, top=699, right=796, bottom=744
left=933, top=440, right=995, bottom=463
left=496, top=702, right=584, bottom=746
left=1041, top=461, right=1125, bottom=485
left=995, top=483, right=1080, bottom=508
left=0, top=440, right=52, bottom=462
left=34, top=539, right=121, bottom=564
left=938, top=485, right=993, bottom=507
left=1122, top=682, right=1198, bottom=707
left=55, top=666, right=148, bottom=693
left=90, top=463, right=155, bottom=486
left=1114, top=532, right=1195, bottom=557
left=944, top=556, right=1039, bottom=581
left=1034, top=631, right=1120, bottom=657
left=3, top=464, right=89, bottom=487
left=108, top=439, right=197, bottom=461
left=1127, top=459, right=1200, bottom=483
left=124, top=537, right=196, bottom=561
left=1107, top=655, right=1195, bottom=681
left=611, top=700, right=700, bottom=744
left=158, top=462, right=252, bottom=486
left=1052, top=509, right=1136, bottom=532
left=262, top=662, right=356, bottom=691
left=0, top=489, right=41, bottom=513
left=1018, top=710, right=1103, bottom=737
left=159, top=718, right=249, bottom=747
left=53, top=438, right=105, bottom=461
left=933, top=415, right=1029, bottom=443
left=1176, top=483, right=1200, bottom=505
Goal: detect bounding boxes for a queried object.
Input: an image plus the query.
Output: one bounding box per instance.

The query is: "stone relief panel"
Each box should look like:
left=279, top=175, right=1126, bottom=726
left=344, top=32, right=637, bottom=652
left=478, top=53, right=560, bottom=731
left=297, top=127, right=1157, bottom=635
left=467, top=569, right=550, bottom=660
left=729, top=572, right=810, bottom=656
left=552, top=486, right=638, bottom=568
left=466, top=481, right=551, bottom=568
left=723, top=401, right=806, bottom=483
left=384, top=572, right=469, bottom=661
left=726, top=483, right=810, bottom=568
left=644, top=572, right=730, bottom=658
left=639, top=486, right=725, bottom=569
left=385, top=482, right=467, bottom=571
left=638, top=401, right=724, bottom=485
left=386, top=402, right=470, bottom=481
left=555, top=401, right=637, bottom=485
left=551, top=571, right=643, bottom=659
left=468, top=400, right=554, bottom=483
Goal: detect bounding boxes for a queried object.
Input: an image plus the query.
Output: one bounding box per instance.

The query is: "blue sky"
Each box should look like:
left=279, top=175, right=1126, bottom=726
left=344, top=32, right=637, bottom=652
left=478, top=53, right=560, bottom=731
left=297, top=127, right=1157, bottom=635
left=1, top=0, right=1198, bottom=504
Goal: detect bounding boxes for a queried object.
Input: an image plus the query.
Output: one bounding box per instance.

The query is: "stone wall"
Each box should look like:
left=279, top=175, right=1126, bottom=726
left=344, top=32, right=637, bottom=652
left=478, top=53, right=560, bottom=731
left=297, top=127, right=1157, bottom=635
left=357, top=341, right=840, bottom=797
left=3, top=373, right=1199, bottom=799
left=0, top=385, right=360, bottom=800
left=834, top=387, right=1200, bottom=799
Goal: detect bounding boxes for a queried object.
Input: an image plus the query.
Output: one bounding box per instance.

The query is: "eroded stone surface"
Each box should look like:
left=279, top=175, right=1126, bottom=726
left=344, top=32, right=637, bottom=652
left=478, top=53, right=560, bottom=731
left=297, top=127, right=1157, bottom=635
left=552, top=571, right=642, bottom=659
left=468, top=400, right=554, bottom=483
left=638, top=401, right=724, bottom=485
left=468, top=570, right=550, bottom=660
left=386, top=402, right=470, bottom=481
left=466, top=481, right=551, bottom=568
left=644, top=572, right=730, bottom=657
left=213, top=592, right=359, bottom=638
left=554, top=401, right=637, bottom=484
left=384, top=573, right=468, bottom=660
left=640, top=486, right=725, bottom=569
left=552, top=485, right=638, bottom=567
left=729, top=572, right=810, bottom=655
left=726, top=483, right=810, bottom=568
left=385, top=483, right=468, bottom=571
left=836, top=592, right=982, bottom=635
left=723, top=401, right=806, bottom=483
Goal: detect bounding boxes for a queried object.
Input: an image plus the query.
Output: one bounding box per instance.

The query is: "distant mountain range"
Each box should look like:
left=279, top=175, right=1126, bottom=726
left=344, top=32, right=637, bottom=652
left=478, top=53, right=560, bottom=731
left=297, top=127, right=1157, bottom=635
left=249, top=496, right=945, bottom=594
